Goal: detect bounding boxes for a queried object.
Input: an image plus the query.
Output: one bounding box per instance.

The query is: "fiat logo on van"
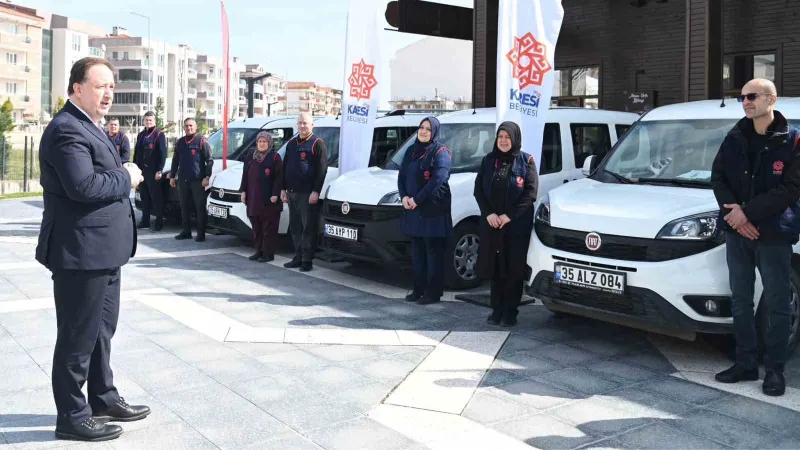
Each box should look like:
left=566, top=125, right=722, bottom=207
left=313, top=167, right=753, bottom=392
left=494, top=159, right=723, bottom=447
left=341, top=202, right=351, bottom=215
left=585, top=232, right=601, bottom=251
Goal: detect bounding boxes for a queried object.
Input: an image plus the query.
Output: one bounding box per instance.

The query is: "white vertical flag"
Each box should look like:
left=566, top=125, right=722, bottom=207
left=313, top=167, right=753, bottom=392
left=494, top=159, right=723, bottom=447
left=496, top=0, right=564, bottom=172
left=339, top=0, right=382, bottom=174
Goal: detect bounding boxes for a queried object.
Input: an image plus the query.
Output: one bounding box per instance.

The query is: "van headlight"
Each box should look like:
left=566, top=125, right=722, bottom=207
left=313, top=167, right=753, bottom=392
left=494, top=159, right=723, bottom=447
left=656, top=212, right=719, bottom=240
left=534, top=194, right=550, bottom=225
left=379, top=191, right=402, bottom=206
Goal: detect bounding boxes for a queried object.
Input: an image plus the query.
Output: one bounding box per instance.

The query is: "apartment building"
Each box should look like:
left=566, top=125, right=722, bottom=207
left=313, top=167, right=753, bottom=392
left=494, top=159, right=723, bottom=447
left=0, top=1, right=44, bottom=126
left=389, top=95, right=472, bottom=112
left=239, top=64, right=286, bottom=117
left=190, top=54, right=244, bottom=129
left=285, top=81, right=342, bottom=117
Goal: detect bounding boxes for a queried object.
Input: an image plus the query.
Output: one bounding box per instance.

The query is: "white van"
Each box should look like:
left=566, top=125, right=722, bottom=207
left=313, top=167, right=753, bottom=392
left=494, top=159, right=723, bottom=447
left=320, top=107, right=639, bottom=289
left=205, top=111, right=428, bottom=238
left=525, top=98, right=800, bottom=353
left=134, top=115, right=299, bottom=218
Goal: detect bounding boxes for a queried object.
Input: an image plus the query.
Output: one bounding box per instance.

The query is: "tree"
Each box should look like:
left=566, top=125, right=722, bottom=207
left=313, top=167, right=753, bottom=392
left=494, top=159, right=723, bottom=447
left=0, top=99, right=15, bottom=177
left=52, top=97, right=65, bottom=115
left=155, top=97, right=166, bottom=130
left=194, top=108, right=209, bottom=136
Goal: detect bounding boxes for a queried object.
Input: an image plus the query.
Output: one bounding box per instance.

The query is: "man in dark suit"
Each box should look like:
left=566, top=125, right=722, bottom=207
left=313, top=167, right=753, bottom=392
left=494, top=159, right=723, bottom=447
left=132, top=111, right=167, bottom=231
left=106, top=118, right=130, bottom=164
left=36, top=57, right=151, bottom=442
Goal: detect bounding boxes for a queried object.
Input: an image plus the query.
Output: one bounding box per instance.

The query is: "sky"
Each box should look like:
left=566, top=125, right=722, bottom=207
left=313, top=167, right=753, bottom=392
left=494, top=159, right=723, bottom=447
left=18, top=0, right=473, bottom=108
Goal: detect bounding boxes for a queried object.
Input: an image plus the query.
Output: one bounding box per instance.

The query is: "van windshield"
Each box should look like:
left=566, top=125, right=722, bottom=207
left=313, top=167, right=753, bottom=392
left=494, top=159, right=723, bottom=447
left=385, top=123, right=496, bottom=173
left=602, top=119, right=739, bottom=186
left=207, top=128, right=261, bottom=160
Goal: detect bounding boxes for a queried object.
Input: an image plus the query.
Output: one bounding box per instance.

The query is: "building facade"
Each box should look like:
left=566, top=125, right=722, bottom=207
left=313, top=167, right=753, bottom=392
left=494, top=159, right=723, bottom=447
left=389, top=95, right=471, bottom=112
left=239, top=64, right=286, bottom=117
left=0, top=2, right=44, bottom=126
left=285, top=82, right=342, bottom=117
left=390, top=35, right=472, bottom=105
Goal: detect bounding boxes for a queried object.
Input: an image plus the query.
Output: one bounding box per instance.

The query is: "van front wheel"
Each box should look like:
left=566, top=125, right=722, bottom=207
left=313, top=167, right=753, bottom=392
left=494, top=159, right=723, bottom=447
left=445, top=222, right=481, bottom=290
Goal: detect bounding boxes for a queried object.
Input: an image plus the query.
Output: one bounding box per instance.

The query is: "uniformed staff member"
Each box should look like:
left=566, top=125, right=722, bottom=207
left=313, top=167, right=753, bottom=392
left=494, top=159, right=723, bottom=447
left=132, top=111, right=167, bottom=231
left=240, top=131, right=283, bottom=262
left=280, top=112, right=328, bottom=272
left=474, top=121, right=538, bottom=327
left=170, top=118, right=213, bottom=242
left=106, top=118, right=130, bottom=163
left=398, top=116, right=453, bottom=305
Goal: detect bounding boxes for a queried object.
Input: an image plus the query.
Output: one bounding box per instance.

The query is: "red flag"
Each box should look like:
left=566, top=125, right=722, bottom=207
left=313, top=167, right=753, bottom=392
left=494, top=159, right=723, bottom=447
left=221, top=1, right=230, bottom=170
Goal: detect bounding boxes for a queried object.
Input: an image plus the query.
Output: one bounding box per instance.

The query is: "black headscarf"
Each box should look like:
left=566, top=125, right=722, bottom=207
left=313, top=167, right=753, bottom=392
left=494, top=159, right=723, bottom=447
left=411, top=116, right=442, bottom=159
left=491, top=120, right=522, bottom=161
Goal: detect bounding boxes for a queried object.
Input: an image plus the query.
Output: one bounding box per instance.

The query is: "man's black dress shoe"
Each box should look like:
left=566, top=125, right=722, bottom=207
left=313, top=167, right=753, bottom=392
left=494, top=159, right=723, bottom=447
left=763, top=371, right=786, bottom=396
left=92, top=398, right=151, bottom=422
left=55, top=417, right=122, bottom=442
left=714, top=364, right=759, bottom=383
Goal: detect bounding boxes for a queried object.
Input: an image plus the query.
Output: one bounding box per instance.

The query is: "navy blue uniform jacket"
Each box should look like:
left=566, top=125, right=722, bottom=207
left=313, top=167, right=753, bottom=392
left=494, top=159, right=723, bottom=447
left=36, top=100, right=137, bottom=270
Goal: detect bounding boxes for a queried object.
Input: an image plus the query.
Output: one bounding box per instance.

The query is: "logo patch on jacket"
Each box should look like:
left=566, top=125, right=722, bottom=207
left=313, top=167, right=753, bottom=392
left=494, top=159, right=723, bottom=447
left=191, top=149, right=196, bottom=156
left=265, top=168, right=271, bottom=176
left=424, top=170, right=431, bottom=181
left=517, top=176, right=524, bottom=188
left=300, top=152, right=307, bottom=160
left=116, top=145, right=120, bottom=151
left=148, top=143, right=153, bottom=149
left=774, top=160, right=785, bottom=175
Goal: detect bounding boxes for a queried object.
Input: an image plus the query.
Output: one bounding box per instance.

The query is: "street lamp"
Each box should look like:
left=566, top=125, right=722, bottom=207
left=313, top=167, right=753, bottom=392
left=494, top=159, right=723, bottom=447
left=128, top=11, right=152, bottom=113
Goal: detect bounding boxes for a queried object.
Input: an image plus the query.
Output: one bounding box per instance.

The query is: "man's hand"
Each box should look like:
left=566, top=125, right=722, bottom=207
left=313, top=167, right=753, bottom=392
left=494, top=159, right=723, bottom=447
left=202, top=177, right=209, bottom=188
left=155, top=171, right=162, bottom=181
left=241, top=192, right=246, bottom=204
left=408, top=198, right=418, bottom=210
left=170, top=178, right=177, bottom=188
left=736, top=221, right=760, bottom=240
left=724, top=204, right=749, bottom=228
left=498, top=214, right=511, bottom=228
left=281, top=190, right=288, bottom=203
left=123, top=163, right=144, bottom=189
left=486, top=213, right=501, bottom=228
left=309, top=191, right=320, bottom=204
left=402, top=196, right=411, bottom=210
left=270, top=195, right=278, bottom=203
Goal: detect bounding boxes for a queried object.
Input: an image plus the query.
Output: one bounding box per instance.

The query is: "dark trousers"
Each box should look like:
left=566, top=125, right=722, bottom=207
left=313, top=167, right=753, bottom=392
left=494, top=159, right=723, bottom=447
left=51, top=268, right=121, bottom=426
left=288, top=191, right=320, bottom=262
left=410, top=237, right=447, bottom=300
left=250, top=207, right=281, bottom=257
left=726, top=232, right=793, bottom=372
left=490, top=260, right=524, bottom=321
left=139, top=173, right=163, bottom=225
left=178, top=179, right=206, bottom=235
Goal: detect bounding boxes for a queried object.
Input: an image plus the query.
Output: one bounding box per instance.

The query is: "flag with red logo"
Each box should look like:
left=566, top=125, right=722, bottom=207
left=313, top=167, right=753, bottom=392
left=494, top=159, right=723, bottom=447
left=496, top=0, right=564, bottom=173
left=221, top=0, right=231, bottom=170
left=339, top=0, right=382, bottom=175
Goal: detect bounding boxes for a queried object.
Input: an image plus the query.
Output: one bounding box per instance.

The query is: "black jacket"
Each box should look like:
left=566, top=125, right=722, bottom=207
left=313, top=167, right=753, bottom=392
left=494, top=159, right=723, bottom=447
left=36, top=100, right=137, bottom=270
left=132, top=127, right=167, bottom=174
left=711, top=110, right=800, bottom=242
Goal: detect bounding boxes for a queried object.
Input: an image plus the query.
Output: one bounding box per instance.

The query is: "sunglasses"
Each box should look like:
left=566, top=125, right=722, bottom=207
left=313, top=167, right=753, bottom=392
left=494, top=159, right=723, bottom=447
left=736, top=93, right=774, bottom=102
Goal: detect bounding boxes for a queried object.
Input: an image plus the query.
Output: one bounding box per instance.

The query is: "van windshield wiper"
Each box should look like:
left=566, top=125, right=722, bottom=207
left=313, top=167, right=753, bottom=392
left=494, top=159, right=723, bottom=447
left=637, top=177, right=711, bottom=188
left=603, top=169, right=633, bottom=184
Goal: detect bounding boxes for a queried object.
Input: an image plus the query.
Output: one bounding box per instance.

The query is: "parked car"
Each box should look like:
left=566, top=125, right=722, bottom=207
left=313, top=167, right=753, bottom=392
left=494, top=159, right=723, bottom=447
left=320, top=106, right=638, bottom=289
left=205, top=111, right=428, bottom=239
left=525, top=98, right=800, bottom=355
left=134, top=115, right=299, bottom=221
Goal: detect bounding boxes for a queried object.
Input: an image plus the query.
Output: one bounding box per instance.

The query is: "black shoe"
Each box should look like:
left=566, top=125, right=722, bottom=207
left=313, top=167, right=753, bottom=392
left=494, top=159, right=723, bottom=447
left=417, top=297, right=440, bottom=305
left=194, top=234, right=205, bottom=242
left=137, top=221, right=150, bottom=229
left=55, top=417, right=123, bottom=442
left=92, top=397, right=151, bottom=423
left=258, top=255, right=274, bottom=263
left=284, top=257, right=302, bottom=269
left=405, top=293, right=422, bottom=302
left=300, top=262, right=313, bottom=272
left=151, top=222, right=163, bottom=232
left=501, top=317, right=518, bottom=327
left=487, top=312, right=502, bottom=325
left=175, top=231, right=192, bottom=240
left=715, top=364, right=759, bottom=384
left=249, top=252, right=262, bottom=261
left=763, top=371, right=786, bottom=396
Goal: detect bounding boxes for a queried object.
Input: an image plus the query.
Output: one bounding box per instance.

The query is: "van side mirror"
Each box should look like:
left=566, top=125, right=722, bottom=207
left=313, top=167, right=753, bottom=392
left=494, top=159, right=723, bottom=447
left=582, top=155, right=595, bottom=176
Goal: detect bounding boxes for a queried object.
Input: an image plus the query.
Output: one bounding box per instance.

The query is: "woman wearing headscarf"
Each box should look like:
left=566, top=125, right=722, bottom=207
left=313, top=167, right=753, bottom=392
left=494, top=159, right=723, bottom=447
left=474, top=121, right=538, bottom=327
left=398, top=116, right=453, bottom=305
left=240, top=131, right=283, bottom=262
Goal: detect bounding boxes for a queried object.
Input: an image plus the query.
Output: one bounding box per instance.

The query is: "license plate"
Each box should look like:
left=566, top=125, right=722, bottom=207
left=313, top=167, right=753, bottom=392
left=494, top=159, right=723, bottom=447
left=208, top=204, right=228, bottom=219
left=553, top=262, right=625, bottom=295
left=324, top=223, right=358, bottom=241
left=135, top=191, right=140, bottom=201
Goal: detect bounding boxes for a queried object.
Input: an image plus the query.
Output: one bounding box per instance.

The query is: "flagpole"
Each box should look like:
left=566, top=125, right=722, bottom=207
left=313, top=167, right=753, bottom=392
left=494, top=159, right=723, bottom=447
left=221, top=0, right=230, bottom=170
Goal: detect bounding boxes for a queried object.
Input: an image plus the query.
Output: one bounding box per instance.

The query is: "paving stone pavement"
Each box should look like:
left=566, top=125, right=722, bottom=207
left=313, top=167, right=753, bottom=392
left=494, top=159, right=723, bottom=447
left=0, top=197, right=799, bottom=449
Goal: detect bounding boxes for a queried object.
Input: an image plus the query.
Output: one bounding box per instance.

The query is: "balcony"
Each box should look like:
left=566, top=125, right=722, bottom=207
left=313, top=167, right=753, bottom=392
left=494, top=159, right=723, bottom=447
left=116, top=80, right=150, bottom=90
left=187, top=68, right=197, bottom=77
left=187, top=88, right=197, bottom=96
left=0, top=33, right=31, bottom=51
left=197, top=92, right=215, bottom=99
left=89, top=47, right=104, bottom=57
left=238, top=96, right=246, bottom=103
left=186, top=107, right=196, bottom=117
left=114, top=59, right=146, bottom=68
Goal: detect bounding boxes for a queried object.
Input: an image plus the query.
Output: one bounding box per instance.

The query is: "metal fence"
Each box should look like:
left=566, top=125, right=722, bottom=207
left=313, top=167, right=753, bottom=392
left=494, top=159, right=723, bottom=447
left=0, top=135, right=39, bottom=194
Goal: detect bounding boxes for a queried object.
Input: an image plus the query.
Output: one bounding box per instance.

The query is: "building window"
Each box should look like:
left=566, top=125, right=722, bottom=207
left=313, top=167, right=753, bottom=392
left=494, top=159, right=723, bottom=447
left=72, top=34, right=81, bottom=52
left=723, top=53, right=776, bottom=97
left=8, top=23, right=19, bottom=34
left=123, top=51, right=129, bottom=60
left=217, top=86, right=222, bottom=96
left=158, top=54, right=165, bottom=67
left=6, top=53, right=17, bottom=65
left=6, top=82, right=17, bottom=94
left=217, top=104, right=222, bottom=113
left=158, top=75, right=164, bottom=89
left=551, top=66, right=600, bottom=109
left=112, top=51, right=119, bottom=60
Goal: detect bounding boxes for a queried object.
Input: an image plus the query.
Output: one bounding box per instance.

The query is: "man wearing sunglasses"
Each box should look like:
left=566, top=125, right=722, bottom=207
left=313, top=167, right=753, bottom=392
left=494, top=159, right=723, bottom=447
left=711, top=78, right=800, bottom=397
